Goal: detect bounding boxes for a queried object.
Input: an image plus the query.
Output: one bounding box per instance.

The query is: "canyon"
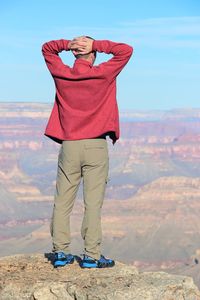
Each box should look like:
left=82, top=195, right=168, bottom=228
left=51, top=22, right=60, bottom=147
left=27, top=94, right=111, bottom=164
left=1, top=102, right=200, bottom=288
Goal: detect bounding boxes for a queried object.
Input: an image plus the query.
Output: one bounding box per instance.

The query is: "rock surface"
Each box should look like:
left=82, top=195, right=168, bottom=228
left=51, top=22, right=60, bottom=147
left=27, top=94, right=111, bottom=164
left=0, top=254, right=200, bottom=300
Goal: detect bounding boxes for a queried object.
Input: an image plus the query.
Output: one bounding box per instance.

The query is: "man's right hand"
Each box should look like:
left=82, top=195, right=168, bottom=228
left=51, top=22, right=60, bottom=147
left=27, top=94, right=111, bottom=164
left=68, top=36, right=93, bottom=55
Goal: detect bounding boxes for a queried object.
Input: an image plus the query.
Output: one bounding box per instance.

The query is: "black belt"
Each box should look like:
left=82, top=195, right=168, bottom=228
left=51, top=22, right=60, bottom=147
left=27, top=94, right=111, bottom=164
left=92, top=134, right=106, bottom=139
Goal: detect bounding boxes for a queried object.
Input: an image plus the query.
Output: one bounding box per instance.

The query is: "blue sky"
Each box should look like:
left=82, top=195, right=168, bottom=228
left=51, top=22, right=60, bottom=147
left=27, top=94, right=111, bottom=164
left=0, top=0, right=200, bottom=110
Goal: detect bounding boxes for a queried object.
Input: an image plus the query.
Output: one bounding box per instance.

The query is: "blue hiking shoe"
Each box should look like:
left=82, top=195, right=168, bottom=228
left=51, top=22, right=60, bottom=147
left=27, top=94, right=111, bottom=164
left=80, top=254, right=115, bottom=268
left=54, top=252, right=74, bottom=268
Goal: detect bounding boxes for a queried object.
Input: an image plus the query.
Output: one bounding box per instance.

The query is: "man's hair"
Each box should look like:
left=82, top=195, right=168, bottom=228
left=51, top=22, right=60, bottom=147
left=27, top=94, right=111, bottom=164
left=75, top=36, right=97, bottom=59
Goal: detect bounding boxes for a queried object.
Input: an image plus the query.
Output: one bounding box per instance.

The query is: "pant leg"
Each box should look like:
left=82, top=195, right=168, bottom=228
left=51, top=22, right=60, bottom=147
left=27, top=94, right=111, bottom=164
left=81, top=138, right=109, bottom=260
left=51, top=141, right=82, bottom=254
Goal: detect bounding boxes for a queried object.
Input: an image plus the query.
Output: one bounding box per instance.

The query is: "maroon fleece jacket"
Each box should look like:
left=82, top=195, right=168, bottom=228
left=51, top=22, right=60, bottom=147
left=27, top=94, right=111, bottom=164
left=42, top=39, right=133, bottom=144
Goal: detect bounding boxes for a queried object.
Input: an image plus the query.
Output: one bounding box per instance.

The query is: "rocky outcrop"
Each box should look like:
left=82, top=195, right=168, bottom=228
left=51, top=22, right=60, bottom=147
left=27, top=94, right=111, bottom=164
left=0, top=254, right=200, bottom=300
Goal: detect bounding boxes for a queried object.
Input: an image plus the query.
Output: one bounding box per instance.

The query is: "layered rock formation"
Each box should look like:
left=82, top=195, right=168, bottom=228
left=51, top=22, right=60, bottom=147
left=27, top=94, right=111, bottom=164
left=2, top=103, right=200, bottom=294
left=0, top=254, right=200, bottom=300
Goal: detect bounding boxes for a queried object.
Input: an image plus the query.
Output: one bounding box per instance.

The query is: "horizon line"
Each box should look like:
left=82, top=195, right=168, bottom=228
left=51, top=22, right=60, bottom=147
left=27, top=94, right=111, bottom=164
left=0, top=101, right=200, bottom=112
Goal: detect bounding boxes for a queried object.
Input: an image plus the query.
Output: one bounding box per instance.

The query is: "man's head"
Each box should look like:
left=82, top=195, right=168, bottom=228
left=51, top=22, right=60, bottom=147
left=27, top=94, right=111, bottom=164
left=70, top=36, right=97, bottom=65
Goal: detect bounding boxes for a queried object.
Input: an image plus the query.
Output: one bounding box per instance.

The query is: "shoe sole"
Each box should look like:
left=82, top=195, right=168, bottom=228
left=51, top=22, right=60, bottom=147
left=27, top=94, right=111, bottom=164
left=80, top=262, right=98, bottom=268
left=80, top=262, right=115, bottom=268
left=98, top=262, right=115, bottom=268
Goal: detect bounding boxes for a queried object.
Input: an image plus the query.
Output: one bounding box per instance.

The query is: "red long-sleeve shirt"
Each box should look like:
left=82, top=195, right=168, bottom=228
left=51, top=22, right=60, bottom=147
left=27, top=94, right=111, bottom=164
left=42, top=39, right=133, bottom=144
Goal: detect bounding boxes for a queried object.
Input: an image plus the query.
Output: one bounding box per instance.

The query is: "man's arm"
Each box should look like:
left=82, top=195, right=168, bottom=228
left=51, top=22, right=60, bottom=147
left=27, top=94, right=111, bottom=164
left=42, top=39, right=87, bottom=76
left=93, top=40, right=133, bottom=79
left=42, top=39, right=71, bottom=76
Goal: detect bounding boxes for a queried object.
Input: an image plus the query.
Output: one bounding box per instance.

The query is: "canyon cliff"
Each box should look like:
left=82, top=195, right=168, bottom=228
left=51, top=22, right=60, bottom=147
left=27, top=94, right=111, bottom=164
left=1, top=103, right=200, bottom=291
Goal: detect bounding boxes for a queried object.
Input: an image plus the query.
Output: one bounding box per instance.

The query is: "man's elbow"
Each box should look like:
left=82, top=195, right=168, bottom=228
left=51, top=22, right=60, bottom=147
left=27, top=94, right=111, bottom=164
left=127, top=45, right=134, bottom=56
left=121, top=44, right=134, bottom=58
left=41, top=41, right=53, bottom=55
left=41, top=42, right=48, bottom=55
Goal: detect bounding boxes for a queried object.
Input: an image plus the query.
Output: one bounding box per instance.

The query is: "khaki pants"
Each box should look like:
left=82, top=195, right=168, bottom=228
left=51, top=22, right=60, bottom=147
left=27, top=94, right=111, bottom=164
left=50, top=138, right=109, bottom=260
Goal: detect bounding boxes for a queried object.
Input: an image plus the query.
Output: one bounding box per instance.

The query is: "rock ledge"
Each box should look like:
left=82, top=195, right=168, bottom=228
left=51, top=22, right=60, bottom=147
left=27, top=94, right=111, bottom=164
left=0, top=254, right=200, bottom=300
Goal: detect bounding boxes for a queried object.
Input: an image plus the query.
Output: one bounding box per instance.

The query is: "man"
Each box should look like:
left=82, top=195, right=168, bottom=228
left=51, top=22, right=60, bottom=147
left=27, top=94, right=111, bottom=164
left=42, top=36, right=133, bottom=268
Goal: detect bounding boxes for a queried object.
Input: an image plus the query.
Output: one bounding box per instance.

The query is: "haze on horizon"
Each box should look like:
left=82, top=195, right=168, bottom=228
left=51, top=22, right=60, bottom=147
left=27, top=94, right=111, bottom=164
left=0, top=0, right=199, bottom=111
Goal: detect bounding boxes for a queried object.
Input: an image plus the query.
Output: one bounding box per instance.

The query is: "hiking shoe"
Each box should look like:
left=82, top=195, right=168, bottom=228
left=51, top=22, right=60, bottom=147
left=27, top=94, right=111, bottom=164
left=80, top=254, right=115, bottom=268
left=54, top=252, right=74, bottom=268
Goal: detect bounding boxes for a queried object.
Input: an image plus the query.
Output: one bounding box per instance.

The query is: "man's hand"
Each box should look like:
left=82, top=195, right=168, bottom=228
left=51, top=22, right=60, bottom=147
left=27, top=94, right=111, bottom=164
left=68, top=36, right=93, bottom=55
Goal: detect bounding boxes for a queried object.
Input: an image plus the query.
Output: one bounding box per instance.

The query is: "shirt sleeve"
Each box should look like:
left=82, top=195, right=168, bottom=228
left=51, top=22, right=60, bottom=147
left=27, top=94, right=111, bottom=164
left=92, top=40, right=133, bottom=80
left=41, top=39, right=71, bottom=77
